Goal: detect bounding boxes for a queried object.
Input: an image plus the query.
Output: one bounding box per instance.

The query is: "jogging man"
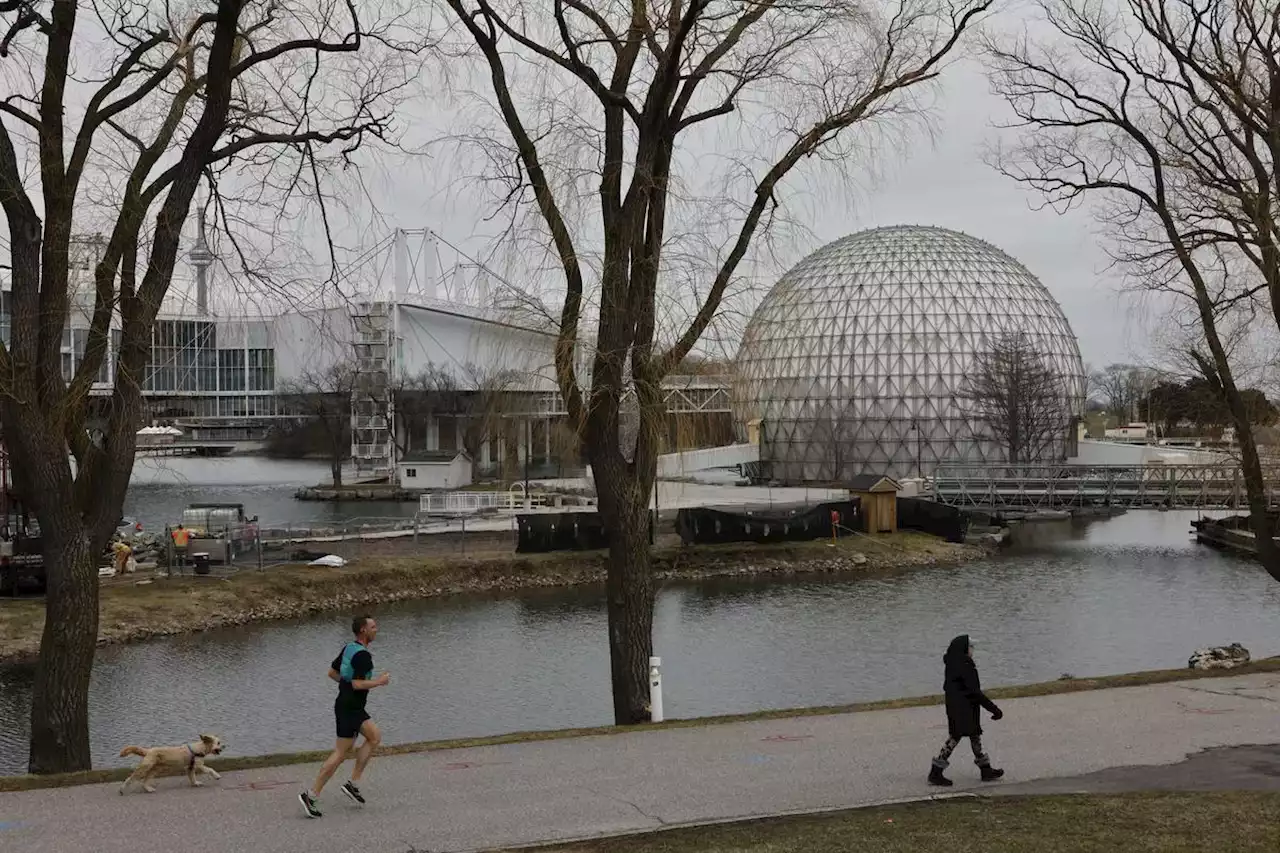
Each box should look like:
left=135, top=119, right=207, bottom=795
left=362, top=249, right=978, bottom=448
left=299, top=614, right=389, bottom=818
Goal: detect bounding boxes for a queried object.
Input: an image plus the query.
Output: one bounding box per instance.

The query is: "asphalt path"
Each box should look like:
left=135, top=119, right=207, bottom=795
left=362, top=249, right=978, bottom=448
left=1, top=672, right=1277, bottom=853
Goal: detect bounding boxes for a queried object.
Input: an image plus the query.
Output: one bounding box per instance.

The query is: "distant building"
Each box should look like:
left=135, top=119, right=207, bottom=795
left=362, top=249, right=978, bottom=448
left=1, top=227, right=733, bottom=482
left=397, top=450, right=473, bottom=491
left=1104, top=422, right=1155, bottom=441
left=734, top=225, right=1085, bottom=482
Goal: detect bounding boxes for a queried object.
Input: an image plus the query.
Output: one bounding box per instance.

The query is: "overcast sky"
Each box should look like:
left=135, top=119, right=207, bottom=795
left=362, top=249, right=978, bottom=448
left=832, top=58, right=1142, bottom=368
left=0, top=2, right=1214, bottom=371
left=343, top=57, right=1152, bottom=370
left=172, top=8, right=1179, bottom=372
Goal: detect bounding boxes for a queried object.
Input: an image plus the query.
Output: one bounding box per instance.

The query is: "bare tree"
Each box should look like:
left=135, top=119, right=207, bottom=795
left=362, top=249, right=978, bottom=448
left=984, top=0, right=1280, bottom=579
left=278, top=362, right=360, bottom=487
left=456, top=363, right=524, bottom=469
left=1090, top=363, right=1159, bottom=421
left=549, top=417, right=582, bottom=476
left=393, top=362, right=525, bottom=471
left=965, top=332, right=1072, bottom=466
left=0, top=0, right=420, bottom=771
left=439, top=0, right=991, bottom=723
left=392, top=364, right=460, bottom=457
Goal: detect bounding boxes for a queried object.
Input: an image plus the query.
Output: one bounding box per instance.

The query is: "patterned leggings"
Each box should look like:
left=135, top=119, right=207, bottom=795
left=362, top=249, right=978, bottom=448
left=932, top=735, right=991, bottom=769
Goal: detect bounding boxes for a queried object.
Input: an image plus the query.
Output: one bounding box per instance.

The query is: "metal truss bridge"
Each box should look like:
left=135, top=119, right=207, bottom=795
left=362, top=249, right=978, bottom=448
left=933, top=464, right=1280, bottom=510
left=521, top=375, right=732, bottom=417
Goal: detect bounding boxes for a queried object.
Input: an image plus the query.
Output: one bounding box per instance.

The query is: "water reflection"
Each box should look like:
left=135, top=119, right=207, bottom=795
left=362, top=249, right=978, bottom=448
left=1, top=510, right=1277, bottom=775
left=122, top=458, right=419, bottom=529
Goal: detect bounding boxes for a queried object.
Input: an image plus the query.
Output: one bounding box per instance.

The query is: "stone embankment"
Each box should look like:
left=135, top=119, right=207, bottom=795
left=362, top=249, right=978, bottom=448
left=0, top=533, right=994, bottom=665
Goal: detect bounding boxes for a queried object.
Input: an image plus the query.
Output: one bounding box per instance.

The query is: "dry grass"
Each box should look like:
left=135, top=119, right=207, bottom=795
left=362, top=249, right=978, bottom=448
left=0, top=531, right=976, bottom=665
left=520, top=793, right=1280, bottom=853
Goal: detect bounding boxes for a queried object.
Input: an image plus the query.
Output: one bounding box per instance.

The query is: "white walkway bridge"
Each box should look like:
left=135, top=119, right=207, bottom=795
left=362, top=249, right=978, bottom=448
left=934, top=463, right=1280, bottom=510
left=420, top=442, right=763, bottom=518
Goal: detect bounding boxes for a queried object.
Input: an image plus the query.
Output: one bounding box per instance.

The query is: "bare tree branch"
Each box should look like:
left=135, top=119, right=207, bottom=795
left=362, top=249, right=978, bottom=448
left=965, top=332, right=1074, bottom=466
left=439, top=0, right=991, bottom=725
left=0, top=0, right=424, bottom=774
left=984, top=0, right=1280, bottom=580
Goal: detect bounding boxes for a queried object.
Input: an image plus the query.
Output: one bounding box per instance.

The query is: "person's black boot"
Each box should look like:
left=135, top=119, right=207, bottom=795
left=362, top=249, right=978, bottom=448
left=980, top=765, right=1005, bottom=782
left=928, top=766, right=953, bottom=786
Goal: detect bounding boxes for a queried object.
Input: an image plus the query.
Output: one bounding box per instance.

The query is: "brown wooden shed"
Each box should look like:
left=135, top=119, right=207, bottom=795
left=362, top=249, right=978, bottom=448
left=848, top=474, right=901, bottom=534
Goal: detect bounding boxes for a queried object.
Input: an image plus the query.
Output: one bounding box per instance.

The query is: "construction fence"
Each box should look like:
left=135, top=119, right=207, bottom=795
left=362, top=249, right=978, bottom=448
left=106, top=496, right=972, bottom=580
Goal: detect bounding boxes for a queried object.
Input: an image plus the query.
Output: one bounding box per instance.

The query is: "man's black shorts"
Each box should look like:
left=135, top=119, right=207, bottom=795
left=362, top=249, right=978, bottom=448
left=335, top=709, right=370, bottom=739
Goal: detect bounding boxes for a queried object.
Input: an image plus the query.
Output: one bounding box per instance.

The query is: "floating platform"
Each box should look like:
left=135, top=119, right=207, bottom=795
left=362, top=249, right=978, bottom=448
left=135, top=442, right=237, bottom=458
left=1190, top=514, right=1280, bottom=558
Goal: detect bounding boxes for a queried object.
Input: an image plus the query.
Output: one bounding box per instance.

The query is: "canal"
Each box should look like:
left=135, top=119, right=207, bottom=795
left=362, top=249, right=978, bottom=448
left=0, top=509, right=1276, bottom=775
left=121, top=457, right=419, bottom=530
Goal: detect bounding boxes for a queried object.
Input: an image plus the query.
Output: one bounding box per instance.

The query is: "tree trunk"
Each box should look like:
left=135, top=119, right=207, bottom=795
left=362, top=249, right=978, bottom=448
left=28, top=512, right=99, bottom=774
left=593, top=461, right=655, bottom=724
left=331, top=429, right=345, bottom=488
left=1193, top=344, right=1280, bottom=581
left=1235, top=426, right=1280, bottom=580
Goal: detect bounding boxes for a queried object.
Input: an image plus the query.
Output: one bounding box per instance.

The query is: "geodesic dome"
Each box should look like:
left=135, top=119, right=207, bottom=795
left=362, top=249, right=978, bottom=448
left=733, top=225, right=1086, bottom=483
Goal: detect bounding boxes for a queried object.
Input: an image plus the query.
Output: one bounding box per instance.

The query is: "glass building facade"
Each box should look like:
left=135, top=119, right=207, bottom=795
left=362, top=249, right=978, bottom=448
left=733, top=225, right=1086, bottom=483
left=0, top=292, right=282, bottom=422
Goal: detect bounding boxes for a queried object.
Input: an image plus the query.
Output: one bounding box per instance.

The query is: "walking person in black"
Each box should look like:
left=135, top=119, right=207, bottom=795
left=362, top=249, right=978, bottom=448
left=299, top=615, right=390, bottom=818
left=928, top=634, right=1004, bottom=786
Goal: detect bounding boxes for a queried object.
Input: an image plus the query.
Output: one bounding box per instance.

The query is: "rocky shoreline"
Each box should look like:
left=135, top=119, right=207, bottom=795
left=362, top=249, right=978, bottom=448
left=0, top=534, right=994, bottom=666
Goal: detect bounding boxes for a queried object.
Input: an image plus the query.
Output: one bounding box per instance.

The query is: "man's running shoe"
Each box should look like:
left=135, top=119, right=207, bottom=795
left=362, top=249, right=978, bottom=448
left=299, top=791, right=322, bottom=818
left=341, top=781, right=366, bottom=805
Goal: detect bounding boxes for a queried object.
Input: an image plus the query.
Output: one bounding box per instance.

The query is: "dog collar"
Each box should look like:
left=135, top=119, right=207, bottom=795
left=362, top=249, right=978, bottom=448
left=186, top=744, right=197, bottom=769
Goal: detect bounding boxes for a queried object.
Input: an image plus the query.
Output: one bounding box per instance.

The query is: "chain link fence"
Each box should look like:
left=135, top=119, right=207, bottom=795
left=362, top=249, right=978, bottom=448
left=104, top=515, right=525, bottom=579
left=102, top=493, right=876, bottom=581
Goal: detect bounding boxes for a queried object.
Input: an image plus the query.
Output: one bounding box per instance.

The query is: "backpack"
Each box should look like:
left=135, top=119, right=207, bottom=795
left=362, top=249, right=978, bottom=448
left=338, top=642, right=367, bottom=682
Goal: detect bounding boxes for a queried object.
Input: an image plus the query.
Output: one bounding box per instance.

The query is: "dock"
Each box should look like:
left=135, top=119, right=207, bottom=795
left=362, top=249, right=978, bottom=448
left=1190, top=515, right=1280, bottom=558
left=134, top=442, right=237, bottom=458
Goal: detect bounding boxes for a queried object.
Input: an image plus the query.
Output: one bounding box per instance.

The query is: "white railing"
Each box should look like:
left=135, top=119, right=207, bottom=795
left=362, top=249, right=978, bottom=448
left=418, top=490, right=538, bottom=516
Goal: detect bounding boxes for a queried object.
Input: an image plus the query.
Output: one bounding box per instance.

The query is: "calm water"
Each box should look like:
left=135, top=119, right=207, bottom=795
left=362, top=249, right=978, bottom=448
left=122, top=457, right=418, bottom=529
left=1, top=510, right=1276, bottom=774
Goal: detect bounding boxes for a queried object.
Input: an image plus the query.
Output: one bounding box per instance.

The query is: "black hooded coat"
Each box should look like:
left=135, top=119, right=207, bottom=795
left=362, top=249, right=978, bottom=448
left=943, top=634, right=1001, bottom=739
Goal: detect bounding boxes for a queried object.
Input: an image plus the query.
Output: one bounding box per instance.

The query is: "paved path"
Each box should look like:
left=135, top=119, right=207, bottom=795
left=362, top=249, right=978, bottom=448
left=2, top=673, right=1278, bottom=853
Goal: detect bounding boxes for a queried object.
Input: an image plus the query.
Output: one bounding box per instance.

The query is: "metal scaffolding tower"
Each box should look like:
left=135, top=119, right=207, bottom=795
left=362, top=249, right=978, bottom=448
left=350, top=301, right=395, bottom=481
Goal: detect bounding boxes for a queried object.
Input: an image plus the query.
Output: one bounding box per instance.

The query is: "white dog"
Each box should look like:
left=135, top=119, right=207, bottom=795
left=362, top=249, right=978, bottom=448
left=119, top=734, right=225, bottom=794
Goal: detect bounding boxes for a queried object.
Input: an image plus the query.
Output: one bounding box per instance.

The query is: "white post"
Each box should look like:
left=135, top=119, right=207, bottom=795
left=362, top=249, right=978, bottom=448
left=648, top=655, right=664, bottom=723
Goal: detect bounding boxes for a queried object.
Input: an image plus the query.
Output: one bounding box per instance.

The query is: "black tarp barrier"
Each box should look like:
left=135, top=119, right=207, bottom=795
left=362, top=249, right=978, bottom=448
left=674, top=499, right=860, bottom=545
left=896, top=496, right=967, bottom=543
left=516, top=511, right=655, bottom=553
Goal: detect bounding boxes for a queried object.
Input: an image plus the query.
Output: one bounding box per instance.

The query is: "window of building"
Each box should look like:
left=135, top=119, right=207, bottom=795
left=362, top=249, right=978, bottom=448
left=197, top=344, right=217, bottom=392
left=217, top=349, right=245, bottom=392
left=244, top=395, right=277, bottom=416
left=404, top=468, right=417, bottom=478
left=145, top=319, right=215, bottom=392
left=247, top=348, right=274, bottom=391
left=69, top=328, right=89, bottom=383
left=219, top=396, right=247, bottom=418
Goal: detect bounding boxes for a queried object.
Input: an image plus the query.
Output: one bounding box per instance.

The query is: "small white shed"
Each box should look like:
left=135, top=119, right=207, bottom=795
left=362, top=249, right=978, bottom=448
left=397, top=450, right=473, bottom=490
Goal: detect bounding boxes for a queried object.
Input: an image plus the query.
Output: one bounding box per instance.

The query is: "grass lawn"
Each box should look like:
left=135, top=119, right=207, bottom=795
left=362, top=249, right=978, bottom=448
left=523, top=793, right=1280, bottom=852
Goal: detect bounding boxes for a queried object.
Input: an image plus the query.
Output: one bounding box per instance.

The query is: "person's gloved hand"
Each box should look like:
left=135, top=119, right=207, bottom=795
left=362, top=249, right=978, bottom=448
left=991, top=707, right=1004, bottom=721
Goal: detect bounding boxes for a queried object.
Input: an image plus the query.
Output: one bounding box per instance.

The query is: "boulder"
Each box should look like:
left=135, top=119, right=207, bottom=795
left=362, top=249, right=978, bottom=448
left=1188, top=643, right=1251, bottom=671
